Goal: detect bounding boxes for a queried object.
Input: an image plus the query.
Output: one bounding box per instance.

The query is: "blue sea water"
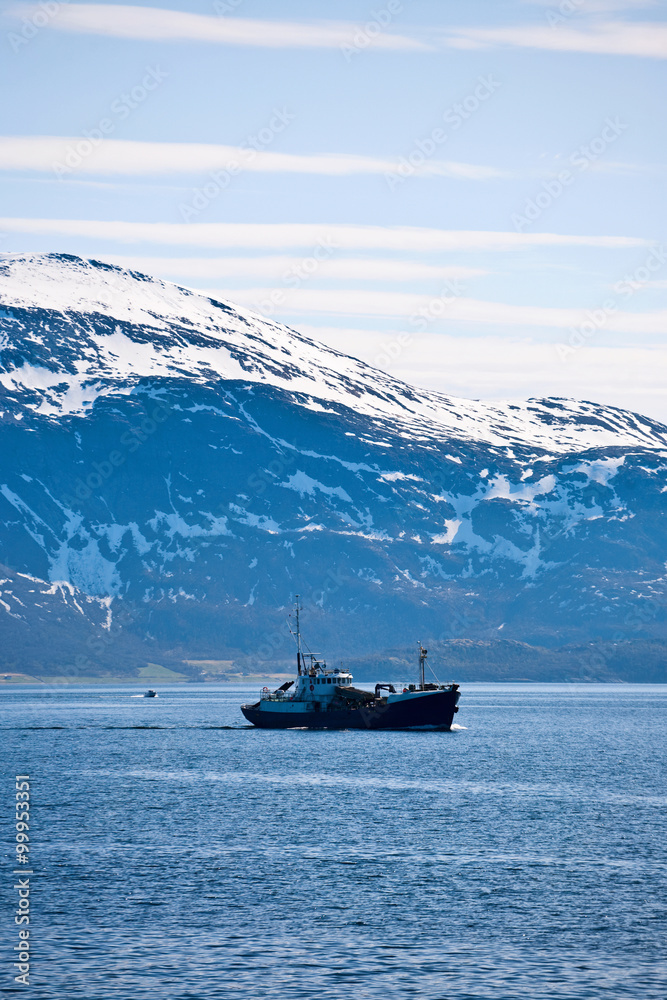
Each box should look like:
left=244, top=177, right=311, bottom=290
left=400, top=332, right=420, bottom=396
left=1, top=682, right=666, bottom=1000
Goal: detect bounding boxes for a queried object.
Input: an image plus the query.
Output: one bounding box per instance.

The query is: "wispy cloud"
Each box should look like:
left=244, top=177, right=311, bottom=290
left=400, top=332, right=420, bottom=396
left=521, top=0, right=658, bottom=12
left=0, top=136, right=507, bottom=181
left=9, top=3, right=430, bottom=51
left=307, top=327, right=667, bottom=422
left=0, top=218, right=648, bottom=251
left=204, top=285, right=667, bottom=333
left=440, top=21, right=667, bottom=58
left=9, top=4, right=667, bottom=59
left=585, top=160, right=664, bottom=176
left=98, top=255, right=487, bottom=284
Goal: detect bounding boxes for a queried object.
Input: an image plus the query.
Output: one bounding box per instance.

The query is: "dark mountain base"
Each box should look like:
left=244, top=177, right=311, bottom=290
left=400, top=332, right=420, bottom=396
left=344, top=638, right=667, bottom=684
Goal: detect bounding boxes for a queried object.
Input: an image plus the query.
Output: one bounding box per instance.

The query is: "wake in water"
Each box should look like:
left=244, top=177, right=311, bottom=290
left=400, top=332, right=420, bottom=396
left=0, top=724, right=253, bottom=731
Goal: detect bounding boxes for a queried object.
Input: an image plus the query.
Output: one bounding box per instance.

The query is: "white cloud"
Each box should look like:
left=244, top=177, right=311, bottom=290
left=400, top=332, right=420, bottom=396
left=298, top=327, right=667, bottom=423
left=522, top=0, right=658, bottom=12
left=10, top=4, right=666, bottom=60
left=0, top=217, right=648, bottom=252
left=203, top=285, right=667, bottom=334
left=585, top=159, right=662, bottom=176
left=12, top=3, right=665, bottom=61
left=97, top=254, right=487, bottom=283
left=11, top=3, right=430, bottom=50
left=105, top=255, right=488, bottom=283
left=0, top=136, right=505, bottom=181
left=440, top=21, right=667, bottom=58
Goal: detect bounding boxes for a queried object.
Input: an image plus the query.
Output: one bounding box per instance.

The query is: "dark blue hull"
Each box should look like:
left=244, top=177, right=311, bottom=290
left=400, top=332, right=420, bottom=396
left=241, top=688, right=460, bottom=730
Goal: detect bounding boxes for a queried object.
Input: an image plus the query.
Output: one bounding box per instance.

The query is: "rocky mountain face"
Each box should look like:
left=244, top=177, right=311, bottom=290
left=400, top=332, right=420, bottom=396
left=0, top=253, right=665, bottom=678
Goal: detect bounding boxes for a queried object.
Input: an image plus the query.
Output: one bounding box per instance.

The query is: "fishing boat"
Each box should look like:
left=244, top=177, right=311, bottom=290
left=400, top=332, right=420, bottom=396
left=241, top=599, right=460, bottom=730
left=144, top=689, right=158, bottom=698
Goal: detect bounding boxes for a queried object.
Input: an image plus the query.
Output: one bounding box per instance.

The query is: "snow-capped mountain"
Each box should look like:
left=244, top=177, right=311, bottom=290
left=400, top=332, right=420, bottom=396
left=1, top=252, right=665, bottom=674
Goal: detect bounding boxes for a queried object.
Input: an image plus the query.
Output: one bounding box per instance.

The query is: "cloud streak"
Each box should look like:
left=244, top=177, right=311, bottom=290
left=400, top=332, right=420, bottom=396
left=0, top=136, right=505, bottom=181
left=204, top=285, right=667, bottom=334
left=9, top=5, right=667, bottom=58
left=308, top=328, right=667, bottom=422
left=11, top=3, right=430, bottom=50
left=0, top=218, right=648, bottom=252
left=441, top=21, right=667, bottom=58
left=98, top=255, right=487, bottom=284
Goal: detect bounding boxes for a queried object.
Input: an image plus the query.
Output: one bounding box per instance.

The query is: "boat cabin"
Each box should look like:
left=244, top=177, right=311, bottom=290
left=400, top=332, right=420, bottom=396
left=260, top=661, right=354, bottom=706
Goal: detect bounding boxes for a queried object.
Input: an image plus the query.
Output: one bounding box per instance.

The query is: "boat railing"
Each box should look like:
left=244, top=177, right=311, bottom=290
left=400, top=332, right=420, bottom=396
left=259, top=689, right=292, bottom=702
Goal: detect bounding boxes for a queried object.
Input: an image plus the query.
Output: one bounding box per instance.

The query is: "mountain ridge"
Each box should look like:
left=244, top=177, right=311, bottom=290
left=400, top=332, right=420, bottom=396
left=1, top=252, right=665, bottom=677
left=1, top=252, right=664, bottom=451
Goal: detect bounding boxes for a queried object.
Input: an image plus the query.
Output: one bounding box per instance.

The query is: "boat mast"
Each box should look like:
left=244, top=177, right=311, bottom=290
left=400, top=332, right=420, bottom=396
left=295, top=595, right=302, bottom=675
left=418, top=642, right=427, bottom=689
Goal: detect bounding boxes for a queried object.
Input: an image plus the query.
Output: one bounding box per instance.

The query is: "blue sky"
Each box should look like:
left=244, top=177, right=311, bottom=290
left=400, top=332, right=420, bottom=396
left=1, top=0, right=666, bottom=419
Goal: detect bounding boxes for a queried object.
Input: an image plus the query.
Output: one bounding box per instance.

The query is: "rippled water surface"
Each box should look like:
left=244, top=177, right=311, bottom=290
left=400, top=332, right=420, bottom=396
left=1, top=683, right=666, bottom=999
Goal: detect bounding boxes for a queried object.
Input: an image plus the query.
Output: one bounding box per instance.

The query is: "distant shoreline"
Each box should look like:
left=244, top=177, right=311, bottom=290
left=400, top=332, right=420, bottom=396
left=0, top=673, right=294, bottom=686
left=1, top=675, right=659, bottom=688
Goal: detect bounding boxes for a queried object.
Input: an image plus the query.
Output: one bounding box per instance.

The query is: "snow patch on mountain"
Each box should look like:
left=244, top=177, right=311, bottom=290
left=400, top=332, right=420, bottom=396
left=485, top=473, right=558, bottom=504
left=574, top=456, right=625, bottom=485
left=228, top=505, right=281, bottom=534
left=431, top=520, right=462, bottom=545
left=49, top=535, right=123, bottom=597
left=281, top=470, right=352, bottom=503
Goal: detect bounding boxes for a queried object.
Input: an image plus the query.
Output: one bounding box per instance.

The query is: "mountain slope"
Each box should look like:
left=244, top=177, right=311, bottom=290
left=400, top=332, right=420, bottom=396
left=1, top=252, right=665, bottom=674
